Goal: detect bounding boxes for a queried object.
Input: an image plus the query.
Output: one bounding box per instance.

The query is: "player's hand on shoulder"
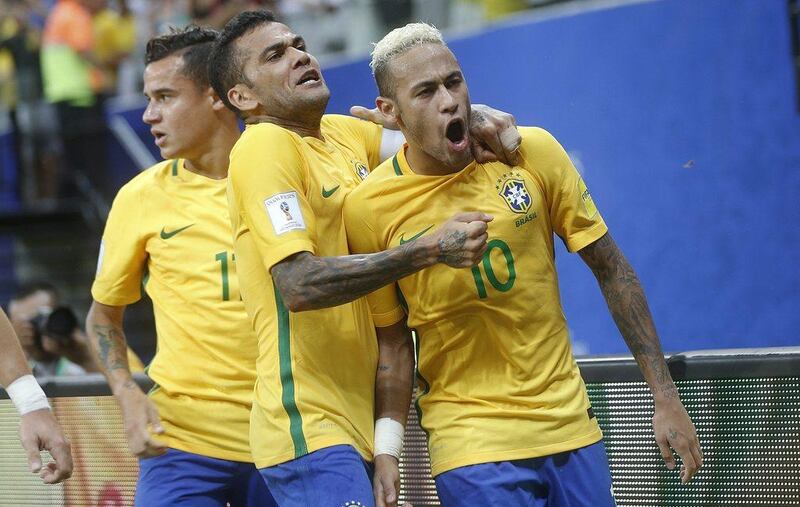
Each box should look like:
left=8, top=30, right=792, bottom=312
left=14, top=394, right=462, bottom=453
left=469, top=104, right=522, bottom=166
left=652, top=396, right=703, bottom=484
left=19, top=408, right=73, bottom=484
left=117, top=385, right=167, bottom=458
left=373, top=454, right=404, bottom=507
left=430, top=212, right=493, bottom=268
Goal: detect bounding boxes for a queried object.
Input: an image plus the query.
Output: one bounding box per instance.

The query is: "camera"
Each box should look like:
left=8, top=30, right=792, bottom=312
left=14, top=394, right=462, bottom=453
left=30, top=306, right=80, bottom=348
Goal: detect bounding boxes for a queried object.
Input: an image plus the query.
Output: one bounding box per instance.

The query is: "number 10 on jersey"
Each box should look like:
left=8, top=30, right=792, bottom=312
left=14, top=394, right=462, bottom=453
left=471, top=239, right=516, bottom=299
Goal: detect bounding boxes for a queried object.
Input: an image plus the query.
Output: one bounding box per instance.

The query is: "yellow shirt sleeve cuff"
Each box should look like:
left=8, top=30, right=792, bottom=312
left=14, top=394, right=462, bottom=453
left=371, top=306, right=406, bottom=328
left=263, top=239, right=317, bottom=272
left=565, top=220, right=608, bottom=253
left=91, top=284, right=141, bottom=306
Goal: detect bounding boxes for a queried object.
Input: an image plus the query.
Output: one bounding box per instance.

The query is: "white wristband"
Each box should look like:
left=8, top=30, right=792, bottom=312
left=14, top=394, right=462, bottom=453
left=7, top=375, right=50, bottom=415
left=374, top=417, right=404, bottom=460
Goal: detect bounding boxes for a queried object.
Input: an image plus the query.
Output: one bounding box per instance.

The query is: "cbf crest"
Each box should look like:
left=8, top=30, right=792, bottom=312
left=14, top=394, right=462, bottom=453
left=496, top=171, right=532, bottom=214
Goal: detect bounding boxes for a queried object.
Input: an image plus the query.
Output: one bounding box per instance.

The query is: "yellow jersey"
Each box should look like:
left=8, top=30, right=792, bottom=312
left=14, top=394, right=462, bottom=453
left=92, top=159, right=259, bottom=462
left=343, top=127, right=606, bottom=476
left=227, top=115, right=383, bottom=468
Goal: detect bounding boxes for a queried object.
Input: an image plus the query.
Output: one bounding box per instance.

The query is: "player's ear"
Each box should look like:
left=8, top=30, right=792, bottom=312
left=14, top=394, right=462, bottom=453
left=228, top=84, right=259, bottom=113
left=376, top=96, right=398, bottom=125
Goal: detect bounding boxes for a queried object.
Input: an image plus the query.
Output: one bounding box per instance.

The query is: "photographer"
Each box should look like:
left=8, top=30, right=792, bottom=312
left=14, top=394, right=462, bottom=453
left=7, top=282, right=100, bottom=377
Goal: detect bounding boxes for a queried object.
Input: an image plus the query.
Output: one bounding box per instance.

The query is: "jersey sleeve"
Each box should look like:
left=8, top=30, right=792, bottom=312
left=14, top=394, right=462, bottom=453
left=342, top=191, right=405, bottom=328
left=519, top=127, right=607, bottom=252
left=323, top=114, right=383, bottom=169
left=228, top=125, right=317, bottom=272
left=91, top=184, right=148, bottom=306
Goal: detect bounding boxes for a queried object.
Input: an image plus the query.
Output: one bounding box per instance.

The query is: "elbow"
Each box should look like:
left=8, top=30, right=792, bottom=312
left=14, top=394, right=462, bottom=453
left=276, top=286, right=315, bottom=313
left=283, top=296, right=312, bottom=313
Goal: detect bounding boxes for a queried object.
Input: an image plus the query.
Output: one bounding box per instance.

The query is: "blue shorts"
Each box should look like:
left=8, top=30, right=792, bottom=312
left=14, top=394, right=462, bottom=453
left=135, top=448, right=277, bottom=507
left=259, top=444, right=375, bottom=507
left=435, top=440, right=617, bottom=507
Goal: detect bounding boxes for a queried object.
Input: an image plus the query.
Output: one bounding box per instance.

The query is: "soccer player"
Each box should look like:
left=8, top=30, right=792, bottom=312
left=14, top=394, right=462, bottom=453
left=86, top=27, right=276, bottom=506
left=1, top=307, right=73, bottom=484
left=343, top=23, right=704, bottom=506
left=209, top=10, right=520, bottom=507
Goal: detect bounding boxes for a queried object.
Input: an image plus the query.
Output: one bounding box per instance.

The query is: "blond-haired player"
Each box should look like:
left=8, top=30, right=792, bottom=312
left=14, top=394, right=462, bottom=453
left=343, top=23, right=703, bottom=506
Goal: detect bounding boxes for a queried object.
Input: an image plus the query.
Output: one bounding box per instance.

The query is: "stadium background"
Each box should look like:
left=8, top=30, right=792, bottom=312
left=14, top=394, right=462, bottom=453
left=0, top=0, right=798, bottom=505
left=3, top=0, right=798, bottom=361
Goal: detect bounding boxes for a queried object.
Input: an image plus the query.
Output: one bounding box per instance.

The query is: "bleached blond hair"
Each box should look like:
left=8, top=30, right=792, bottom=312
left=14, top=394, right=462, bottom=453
left=370, top=23, right=447, bottom=97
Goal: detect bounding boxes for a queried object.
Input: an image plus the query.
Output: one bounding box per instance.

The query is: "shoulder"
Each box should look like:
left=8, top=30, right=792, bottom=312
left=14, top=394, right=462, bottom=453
left=518, top=126, right=563, bottom=157
left=322, top=114, right=381, bottom=143
left=112, top=159, right=172, bottom=205
left=321, top=114, right=360, bottom=131
left=232, top=123, right=300, bottom=161
left=347, top=156, right=397, bottom=203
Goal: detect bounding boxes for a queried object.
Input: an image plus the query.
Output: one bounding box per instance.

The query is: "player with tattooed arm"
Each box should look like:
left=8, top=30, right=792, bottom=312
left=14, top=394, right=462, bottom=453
left=343, top=23, right=703, bottom=507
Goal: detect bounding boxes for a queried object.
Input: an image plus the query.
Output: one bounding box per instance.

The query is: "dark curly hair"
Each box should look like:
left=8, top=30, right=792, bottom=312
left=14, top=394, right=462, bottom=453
left=145, top=25, right=219, bottom=90
left=208, top=10, right=276, bottom=113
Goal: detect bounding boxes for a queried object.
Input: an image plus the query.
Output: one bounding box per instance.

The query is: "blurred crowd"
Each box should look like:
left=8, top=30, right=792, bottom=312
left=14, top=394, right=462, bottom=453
left=0, top=0, right=530, bottom=210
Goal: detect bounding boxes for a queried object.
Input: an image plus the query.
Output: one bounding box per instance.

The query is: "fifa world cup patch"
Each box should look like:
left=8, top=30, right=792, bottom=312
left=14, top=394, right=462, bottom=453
left=496, top=171, right=532, bottom=214
left=264, top=191, right=306, bottom=235
left=578, top=177, right=598, bottom=217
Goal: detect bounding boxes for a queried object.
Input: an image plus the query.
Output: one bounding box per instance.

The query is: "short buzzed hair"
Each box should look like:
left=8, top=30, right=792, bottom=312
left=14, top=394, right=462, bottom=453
left=370, top=23, right=447, bottom=98
left=145, top=26, right=219, bottom=90
left=209, top=10, right=277, bottom=114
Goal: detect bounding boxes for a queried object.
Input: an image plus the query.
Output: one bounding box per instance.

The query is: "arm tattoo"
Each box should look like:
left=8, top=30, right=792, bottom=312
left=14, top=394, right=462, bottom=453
left=579, top=233, right=676, bottom=396
left=93, top=323, right=130, bottom=374
left=271, top=240, right=433, bottom=312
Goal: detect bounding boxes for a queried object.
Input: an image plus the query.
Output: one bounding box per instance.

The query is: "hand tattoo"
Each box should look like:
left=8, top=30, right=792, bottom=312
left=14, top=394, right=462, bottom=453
left=437, top=230, right=467, bottom=266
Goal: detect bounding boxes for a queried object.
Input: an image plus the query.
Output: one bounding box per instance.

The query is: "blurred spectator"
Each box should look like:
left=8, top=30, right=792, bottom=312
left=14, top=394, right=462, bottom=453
left=93, top=0, right=137, bottom=97
left=0, top=0, right=61, bottom=205
left=40, top=0, right=111, bottom=204
left=280, top=0, right=347, bottom=56
left=6, top=281, right=144, bottom=377
left=7, top=282, right=98, bottom=377
left=190, top=0, right=279, bottom=28
left=469, top=0, right=527, bottom=21
left=147, top=0, right=191, bottom=37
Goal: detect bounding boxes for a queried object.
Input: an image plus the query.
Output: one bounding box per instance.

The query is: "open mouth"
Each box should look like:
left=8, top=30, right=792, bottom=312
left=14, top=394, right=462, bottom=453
left=296, top=69, right=321, bottom=86
left=445, top=119, right=468, bottom=150
left=152, top=131, right=166, bottom=144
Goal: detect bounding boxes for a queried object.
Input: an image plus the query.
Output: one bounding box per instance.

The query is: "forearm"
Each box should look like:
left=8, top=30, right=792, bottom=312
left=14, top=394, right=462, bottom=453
left=581, top=234, right=677, bottom=402
left=375, top=324, right=416, bottom=424
left=273, top=241, right=437, bottom=312
left=85, top=302, right=136, bottom=395
left=0, top=309, right=33, bottom=388
left=599, top=269, right=677, bottom=400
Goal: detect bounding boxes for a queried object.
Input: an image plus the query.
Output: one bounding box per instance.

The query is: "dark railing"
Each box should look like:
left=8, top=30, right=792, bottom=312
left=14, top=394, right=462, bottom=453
left=2, top=348, right=799, bottom=506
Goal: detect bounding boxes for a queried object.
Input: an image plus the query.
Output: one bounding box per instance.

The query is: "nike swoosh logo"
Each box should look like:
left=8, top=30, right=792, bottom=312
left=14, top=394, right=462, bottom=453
left=160, top=224, right=194, bottom=240
left=399, top=225, right=434, bottom=245
left=322, top=185, right=340, bottom=198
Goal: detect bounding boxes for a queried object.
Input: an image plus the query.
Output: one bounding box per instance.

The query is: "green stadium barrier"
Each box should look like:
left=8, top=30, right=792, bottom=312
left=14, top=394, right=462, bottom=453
left=1, top=348, right=798, bottom=506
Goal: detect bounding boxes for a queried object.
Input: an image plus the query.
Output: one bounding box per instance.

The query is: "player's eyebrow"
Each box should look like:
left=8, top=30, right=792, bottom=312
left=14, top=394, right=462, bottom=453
left=409, top=71, right=462, bottom=93
left=144, top=87, right=176, bottom=97
left=259, top=35, right=305, bottom=62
